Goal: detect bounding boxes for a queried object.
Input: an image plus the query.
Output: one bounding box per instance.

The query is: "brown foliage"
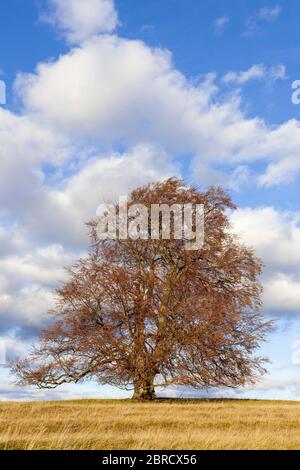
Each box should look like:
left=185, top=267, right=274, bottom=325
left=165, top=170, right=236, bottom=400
left=12, top=178, right=271, bottom=400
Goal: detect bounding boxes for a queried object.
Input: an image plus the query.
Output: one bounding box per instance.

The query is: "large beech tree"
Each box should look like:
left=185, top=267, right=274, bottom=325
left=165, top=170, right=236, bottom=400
left=12, top=178, right=271, bottom=400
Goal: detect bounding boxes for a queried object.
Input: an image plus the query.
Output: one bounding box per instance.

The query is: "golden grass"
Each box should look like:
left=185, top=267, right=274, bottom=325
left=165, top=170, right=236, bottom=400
left=0, top=398, right=300, bottom=450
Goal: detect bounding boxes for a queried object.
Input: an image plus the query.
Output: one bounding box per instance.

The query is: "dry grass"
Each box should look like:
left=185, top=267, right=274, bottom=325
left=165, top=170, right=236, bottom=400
left=0, top=398, right=300, bottom=450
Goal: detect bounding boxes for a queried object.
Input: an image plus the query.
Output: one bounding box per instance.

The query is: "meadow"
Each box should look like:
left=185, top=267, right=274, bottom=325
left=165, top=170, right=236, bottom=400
left=0, top=399, right=300, bottom=450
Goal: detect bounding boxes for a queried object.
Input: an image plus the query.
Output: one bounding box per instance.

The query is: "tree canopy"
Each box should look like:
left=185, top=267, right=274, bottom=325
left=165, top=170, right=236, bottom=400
left=12, top=178, right=271, bottom=400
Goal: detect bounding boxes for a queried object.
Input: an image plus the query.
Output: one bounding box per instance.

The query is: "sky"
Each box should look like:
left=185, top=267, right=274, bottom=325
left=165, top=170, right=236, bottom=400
left=0, top=0, right=300, bottom=400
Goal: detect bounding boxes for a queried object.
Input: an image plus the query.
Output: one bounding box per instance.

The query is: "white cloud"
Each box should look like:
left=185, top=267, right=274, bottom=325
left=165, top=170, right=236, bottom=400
left=213, top=16, right=229, bottom=36
left=45, top=0, right=118, bottom=44
left=0, top=283, right=55, bottom=330
left=231, top=207, right=300, bottom=269
left=245, top=5, right=282, bottom=36
left=16, top=37, right=210, bottom=146
left=269, top=64, right=286, bottom=81
left=0, top=144, right=175, bottom=331
left=0, top=108, right=70, bottom=216
left=191, top=162, right=250, bottom=190
left=222, top=64, right=266, bottom=84
left=14, top=143, right=176, bottom=248
left=14, top=36, right=299, bottom=186
left=57, top=144, right=175, bottom=218
left=263, top=274, right=300, bottom=311
left=231, top=207, right=300, bottom=311
left=258, top=5, right=282, bottom=22
left=0, top=244, right=73, bottom=287
left=222, top=64, right=286, bottom=85
left=0, top=232, right=78, bottom=331
left=245, top=375, right=300, bottom=393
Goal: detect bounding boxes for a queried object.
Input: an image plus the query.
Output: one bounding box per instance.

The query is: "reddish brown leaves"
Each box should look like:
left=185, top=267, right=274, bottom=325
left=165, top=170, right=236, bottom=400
left=11, top=178, right=271, bottom=400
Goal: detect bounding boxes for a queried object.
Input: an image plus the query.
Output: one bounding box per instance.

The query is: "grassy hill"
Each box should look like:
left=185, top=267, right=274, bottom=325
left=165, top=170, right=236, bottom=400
left=0, top=399, right=300, bottom=450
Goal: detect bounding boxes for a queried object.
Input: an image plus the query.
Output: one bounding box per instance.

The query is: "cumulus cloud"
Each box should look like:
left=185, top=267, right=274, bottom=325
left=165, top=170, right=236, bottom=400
left=0, top=144, right=175, bottom=333
left=263, top=275, right=300, bottom=311
left=0, top=284, right=55, bottom=331
left=0, top=244, right=73, bottom=287
left=13, top=144, right=176, bottom=248
left=54, top=144, right=175, bottom=220
left=14, top=36, right=299, bottom=186
left=0, top=109, right=70, bottom=216
left=231, top=207, right=300, bottom=311
left=45, top=0, right=118, bottom=44
left=231, top=207, right=300, bottom=269
left=0, top=232, right=77, bottom=332
left=16, top=37, right=218, bottom=150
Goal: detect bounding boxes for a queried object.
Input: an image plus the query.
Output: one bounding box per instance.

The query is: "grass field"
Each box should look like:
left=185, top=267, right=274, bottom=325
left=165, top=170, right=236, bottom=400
left=1, top=399, right=300, bottom=450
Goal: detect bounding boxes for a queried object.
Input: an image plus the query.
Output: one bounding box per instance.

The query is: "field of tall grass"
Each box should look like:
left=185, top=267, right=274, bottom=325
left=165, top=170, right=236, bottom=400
left=0, top=399, right=300, bottom=450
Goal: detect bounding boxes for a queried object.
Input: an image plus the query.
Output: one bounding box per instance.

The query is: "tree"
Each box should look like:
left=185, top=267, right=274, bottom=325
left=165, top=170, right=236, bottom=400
left=12, top=178, right=271, bottom=400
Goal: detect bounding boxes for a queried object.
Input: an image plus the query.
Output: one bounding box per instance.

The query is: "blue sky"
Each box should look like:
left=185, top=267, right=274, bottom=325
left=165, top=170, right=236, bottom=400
left=0, top=0, right=300, bottom=400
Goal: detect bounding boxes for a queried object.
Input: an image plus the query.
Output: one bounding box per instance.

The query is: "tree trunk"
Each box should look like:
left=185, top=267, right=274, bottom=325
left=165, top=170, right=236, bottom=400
left=132, top=378, right=156, bottom=400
